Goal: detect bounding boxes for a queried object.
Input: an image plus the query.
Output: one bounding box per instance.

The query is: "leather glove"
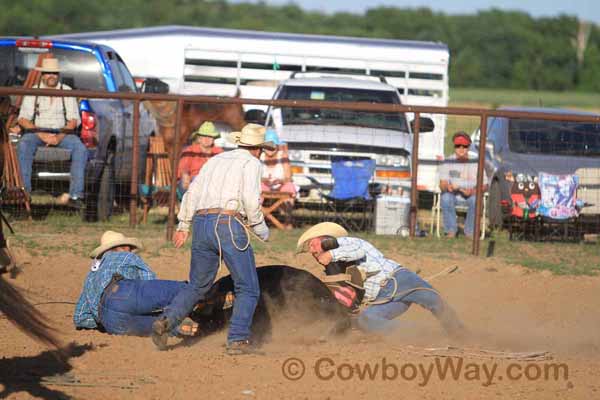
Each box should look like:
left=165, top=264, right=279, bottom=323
left=252, top=221, right=270, bottom=241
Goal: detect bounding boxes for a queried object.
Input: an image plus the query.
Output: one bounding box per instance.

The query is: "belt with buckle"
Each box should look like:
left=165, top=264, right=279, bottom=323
left=195, top=208, right=241, bottom=218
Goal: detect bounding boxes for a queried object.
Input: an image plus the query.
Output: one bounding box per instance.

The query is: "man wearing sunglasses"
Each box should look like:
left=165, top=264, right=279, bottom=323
left=439, top=131, right=488, bottom=238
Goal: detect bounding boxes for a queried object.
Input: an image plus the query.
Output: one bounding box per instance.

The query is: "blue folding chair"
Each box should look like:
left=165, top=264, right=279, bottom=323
left=320, top=159, right=376, bottom=231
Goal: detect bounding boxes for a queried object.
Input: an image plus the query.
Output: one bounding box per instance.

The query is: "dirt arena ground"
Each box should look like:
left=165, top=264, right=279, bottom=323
left=1, top=223, right=599, bottom=399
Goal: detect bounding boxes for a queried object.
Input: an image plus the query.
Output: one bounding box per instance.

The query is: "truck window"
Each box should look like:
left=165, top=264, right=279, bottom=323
left=0, top=46, right=106, bottom=91
left=277, top=85, right=409, bottom=132
left=508, top=119, right=600, bottom=157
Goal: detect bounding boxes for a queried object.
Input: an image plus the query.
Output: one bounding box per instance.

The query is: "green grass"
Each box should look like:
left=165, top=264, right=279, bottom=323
left=450, top=87, right=600, bottom=111
left=7, top=213, right=600, bottom=276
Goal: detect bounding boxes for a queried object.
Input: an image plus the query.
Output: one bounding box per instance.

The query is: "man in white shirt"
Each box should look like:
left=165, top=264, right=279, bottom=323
left=17, top=57, right=86, bottom=206
left=152, top=123, right=273, bottom=354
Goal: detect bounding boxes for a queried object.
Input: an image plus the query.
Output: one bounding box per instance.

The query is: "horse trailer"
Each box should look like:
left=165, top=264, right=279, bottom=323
left=54, top=25, right=450, bottom=191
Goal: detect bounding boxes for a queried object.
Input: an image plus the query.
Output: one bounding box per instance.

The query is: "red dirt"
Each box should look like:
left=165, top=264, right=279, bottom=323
left=1, top=233, right=599, bottom=399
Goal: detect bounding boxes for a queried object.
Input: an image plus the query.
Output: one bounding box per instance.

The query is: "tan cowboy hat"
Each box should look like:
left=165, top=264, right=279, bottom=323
left=35, top=58, right=61, bottom=73
left=228, top=123, right=275, bottom=151
left=90, top=231, right=143, bottom=258
left=296, top=222, right=348, bottom=253
left=191, top=121, right=220, bottom=139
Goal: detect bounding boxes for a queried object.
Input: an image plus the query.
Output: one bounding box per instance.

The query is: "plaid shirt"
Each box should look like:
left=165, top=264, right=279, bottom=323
left=73, top=251, right=156, bottom=329
left=329, top=237, right=403, bottom=301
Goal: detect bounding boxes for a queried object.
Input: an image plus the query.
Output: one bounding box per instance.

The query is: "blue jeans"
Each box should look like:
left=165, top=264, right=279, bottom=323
left=358, top=269, right=462, bottom=335
left=99, top=279, right=186, bottom=336
left=17, top=133, right=88, bottom=198
left=441, top=191, right=476, bottom=236
left=163, top=214, right=260, bottom=343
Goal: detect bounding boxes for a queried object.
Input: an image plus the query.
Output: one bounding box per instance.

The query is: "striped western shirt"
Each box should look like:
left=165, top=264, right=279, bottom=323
left=329, top=237, right=403, bottom=301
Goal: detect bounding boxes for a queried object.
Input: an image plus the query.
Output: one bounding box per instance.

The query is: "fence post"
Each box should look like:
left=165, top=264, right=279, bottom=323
left=409, top=112, right=420, bottom=238
left=472, top=113, right=488, bottom=255
left=129, top=99, right=140, bottom=227
left=166, top=99, right=184, bottom=241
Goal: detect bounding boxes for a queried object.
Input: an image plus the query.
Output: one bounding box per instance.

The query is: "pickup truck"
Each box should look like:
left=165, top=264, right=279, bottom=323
left=0, top=38, right=157, bottom=221
left=471, top=107, right=600, bottom=228
left=245, top=75, right=434, bottom=199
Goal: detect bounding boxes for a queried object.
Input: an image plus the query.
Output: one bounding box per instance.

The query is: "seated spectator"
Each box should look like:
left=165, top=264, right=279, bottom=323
left=439, top=131, right=488, bottom=238
left=176, top=121, right=223, bottom=195
left=260, top=129, right=297, bottom=229
left=73, top=230, right=197, bottom=337
left=17, top=58, right=87, bottom=207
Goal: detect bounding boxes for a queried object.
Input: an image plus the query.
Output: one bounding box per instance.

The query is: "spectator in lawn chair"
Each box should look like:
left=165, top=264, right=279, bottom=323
left=260, top=129, right=297, bottom=229
left=17, top=57, right=87, bottom=207
left=176, top=121, right=223, bottom=197
left=74, top=231, right=198, bottom=337
left=296, top=222, right=466, bottom=338
left=439, top=131, right=488, bottom=238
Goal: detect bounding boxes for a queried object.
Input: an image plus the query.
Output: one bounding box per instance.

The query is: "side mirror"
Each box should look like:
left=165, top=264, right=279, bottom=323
left=411, top=117, right=435, bottom=133
left=245, top=109, right=266, bottom=125
left=141, top=78, right=169, bottom=94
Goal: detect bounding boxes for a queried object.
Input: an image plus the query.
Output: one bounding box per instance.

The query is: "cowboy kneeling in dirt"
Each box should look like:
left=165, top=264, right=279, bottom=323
left=73, top=231, right=198, bottom=337
left=296, top=222, right=465, bottom=337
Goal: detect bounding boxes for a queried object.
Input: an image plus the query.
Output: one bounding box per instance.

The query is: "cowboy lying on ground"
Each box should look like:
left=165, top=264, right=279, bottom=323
left=176, top=121, right=224, bottom=197
left=152, top=123, right=274, bottom=355
left=17, top=57, right=87, bottom=207
left=296, top=222, right=466, bottom=338
left=73, top=230, right=198, bottom=337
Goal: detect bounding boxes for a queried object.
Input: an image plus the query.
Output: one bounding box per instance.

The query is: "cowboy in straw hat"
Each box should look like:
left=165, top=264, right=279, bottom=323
left=74, top=231, right=198, bottom=338
left=17, top=56, right=87, bottom=208
left=152, top=123, right=271, bottom=354
left=297, top=222, right=465, bottom=337
left=228, top=123, right=276, bottom=151
left=177, top=121, right=224, bottom=193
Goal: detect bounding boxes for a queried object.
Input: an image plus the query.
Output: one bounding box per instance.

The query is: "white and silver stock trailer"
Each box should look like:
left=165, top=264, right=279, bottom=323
left=56, top=25, right=450, bottom=192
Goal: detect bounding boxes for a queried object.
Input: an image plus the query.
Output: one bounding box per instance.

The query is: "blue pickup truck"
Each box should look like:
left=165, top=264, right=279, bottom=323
left=0, top=38, right=158, bottom=221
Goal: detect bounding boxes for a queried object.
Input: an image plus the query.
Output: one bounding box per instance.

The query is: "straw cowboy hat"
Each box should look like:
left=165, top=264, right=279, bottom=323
left=90, top=231, right=143, bottom=258
left=35, top=58, right=61, bottom=73
left=191, top=121, right=220, bottom=139
left=296, top=222, right=348, bottom=253
left=228, top=123, right=276, bottom=151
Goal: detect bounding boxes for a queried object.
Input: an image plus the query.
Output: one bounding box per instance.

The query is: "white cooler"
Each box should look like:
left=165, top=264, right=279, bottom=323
left=374, top=195, right=411, bottom=235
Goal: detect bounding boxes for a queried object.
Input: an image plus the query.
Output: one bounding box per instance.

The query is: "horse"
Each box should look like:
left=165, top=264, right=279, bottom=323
left=190, top=265, right=352, bottom=344
left=144, top=93, right=246, bottom=162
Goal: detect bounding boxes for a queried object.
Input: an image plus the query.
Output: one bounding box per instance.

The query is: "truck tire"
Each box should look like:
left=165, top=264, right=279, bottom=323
left=488, top=180, right=504, bottom=229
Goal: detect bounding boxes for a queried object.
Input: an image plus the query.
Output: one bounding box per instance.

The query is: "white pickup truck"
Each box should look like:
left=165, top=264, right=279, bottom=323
left=247, top=75, right=435, bottom=200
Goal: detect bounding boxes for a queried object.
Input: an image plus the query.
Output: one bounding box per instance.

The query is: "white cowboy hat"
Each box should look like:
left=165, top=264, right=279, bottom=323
left=35, top=58, right=61, bottom=73
left=296, top=222, right=348, bottom=253
left=89, top=230, right=143, bottom=258
left=228, top=123, right=275, bottom=151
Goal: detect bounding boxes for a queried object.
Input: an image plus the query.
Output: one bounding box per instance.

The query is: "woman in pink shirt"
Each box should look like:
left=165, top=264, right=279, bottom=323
left=261, top=129, right=297, bottom=229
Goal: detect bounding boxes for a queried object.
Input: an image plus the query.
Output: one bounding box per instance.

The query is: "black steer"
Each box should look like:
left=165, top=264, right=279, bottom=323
left=190, top=265, right=352, bottom=343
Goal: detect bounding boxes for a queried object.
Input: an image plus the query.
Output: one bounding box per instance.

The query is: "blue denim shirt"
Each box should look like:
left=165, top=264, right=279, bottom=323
left=73, top=251, right=156, bottom=329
